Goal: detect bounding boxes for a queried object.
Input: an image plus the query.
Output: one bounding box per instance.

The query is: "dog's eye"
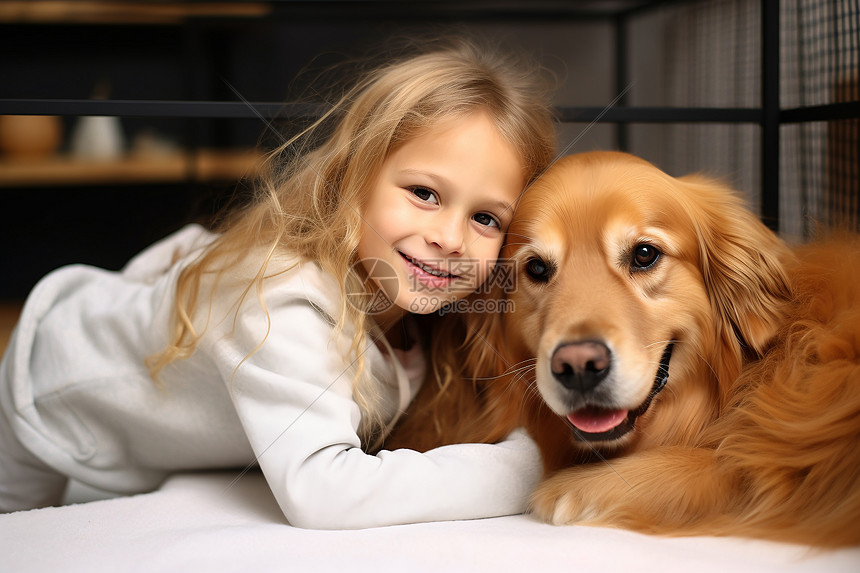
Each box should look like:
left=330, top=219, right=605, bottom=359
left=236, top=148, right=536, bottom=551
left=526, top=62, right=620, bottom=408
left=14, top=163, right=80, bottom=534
left=525, top=258, right=553, bottom=282
left=631, top=244, right=661, bottom=270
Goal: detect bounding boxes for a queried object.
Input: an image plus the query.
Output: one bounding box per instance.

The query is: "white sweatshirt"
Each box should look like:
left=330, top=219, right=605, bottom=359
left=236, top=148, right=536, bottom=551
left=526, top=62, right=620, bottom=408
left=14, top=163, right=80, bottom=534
left=0, top=225, right=541, bottom=529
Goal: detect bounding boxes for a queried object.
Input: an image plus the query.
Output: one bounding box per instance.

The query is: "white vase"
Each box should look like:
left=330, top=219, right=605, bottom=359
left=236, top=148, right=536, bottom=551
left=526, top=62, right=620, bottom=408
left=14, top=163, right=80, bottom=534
left=70, top=115, right=125, bottom=161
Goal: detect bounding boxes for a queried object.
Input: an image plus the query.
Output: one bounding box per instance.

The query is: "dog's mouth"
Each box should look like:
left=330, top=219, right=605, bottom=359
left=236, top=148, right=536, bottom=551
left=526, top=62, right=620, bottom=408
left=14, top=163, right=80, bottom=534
left=566, top=343, right=674, bottom=442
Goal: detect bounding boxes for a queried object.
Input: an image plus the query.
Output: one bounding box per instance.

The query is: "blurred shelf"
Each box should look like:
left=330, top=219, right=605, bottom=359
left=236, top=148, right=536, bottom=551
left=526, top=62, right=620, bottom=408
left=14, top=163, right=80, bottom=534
left=0, top=1, right=681, bottom=25
left=0, top=1, right=270, bottom=24
left=0, top=149, right=261, bottom=187
left=0, top=302, right=21, bottom=356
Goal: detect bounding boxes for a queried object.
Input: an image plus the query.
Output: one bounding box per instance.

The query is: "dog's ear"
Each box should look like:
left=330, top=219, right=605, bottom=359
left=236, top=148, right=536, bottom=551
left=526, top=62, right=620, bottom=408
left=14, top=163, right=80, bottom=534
left=396, top=278, right=510, bottom=448
left=461, top=279, right=507, bottom=381
left=678, top=175, right=792, bottom=358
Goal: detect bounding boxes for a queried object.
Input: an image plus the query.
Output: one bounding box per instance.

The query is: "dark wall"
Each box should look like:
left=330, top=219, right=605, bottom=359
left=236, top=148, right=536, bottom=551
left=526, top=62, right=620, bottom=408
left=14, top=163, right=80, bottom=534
left=0, top=17, right=418, bottom=299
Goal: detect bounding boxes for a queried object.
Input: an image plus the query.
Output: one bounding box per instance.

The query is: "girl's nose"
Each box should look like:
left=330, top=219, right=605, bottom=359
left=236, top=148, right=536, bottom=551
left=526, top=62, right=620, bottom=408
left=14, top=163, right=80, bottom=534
left=425, top=215, right=465, bottom=255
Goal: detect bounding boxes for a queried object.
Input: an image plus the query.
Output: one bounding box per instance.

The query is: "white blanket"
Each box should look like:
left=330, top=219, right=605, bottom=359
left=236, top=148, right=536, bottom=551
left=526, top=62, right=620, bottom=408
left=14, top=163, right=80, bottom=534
left=1, top=471, right=858, bottom=573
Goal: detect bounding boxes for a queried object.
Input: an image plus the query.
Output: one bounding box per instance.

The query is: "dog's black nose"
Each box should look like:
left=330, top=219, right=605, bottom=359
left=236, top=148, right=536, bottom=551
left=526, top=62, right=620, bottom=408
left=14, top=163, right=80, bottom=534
left=551, top=341, right=611, bottom=393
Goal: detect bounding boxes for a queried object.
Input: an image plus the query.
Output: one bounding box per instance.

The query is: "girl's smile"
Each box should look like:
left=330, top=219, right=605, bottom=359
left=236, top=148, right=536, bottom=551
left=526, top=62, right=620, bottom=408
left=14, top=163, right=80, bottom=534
left=399, top=251, right=460, bottom=289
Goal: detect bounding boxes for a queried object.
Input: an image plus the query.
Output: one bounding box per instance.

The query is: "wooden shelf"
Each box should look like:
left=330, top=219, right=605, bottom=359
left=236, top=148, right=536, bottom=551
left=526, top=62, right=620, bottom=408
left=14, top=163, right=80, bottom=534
left=0, top=149, right=261, bottom=187
left=0, top=302, right=21, bottom=356
left=0, top=2, right=270, bottom=24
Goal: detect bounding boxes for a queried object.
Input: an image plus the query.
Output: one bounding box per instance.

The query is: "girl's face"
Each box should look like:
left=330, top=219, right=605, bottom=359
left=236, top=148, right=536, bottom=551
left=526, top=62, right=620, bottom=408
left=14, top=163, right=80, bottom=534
left=357, top=110, right=525, bottom=323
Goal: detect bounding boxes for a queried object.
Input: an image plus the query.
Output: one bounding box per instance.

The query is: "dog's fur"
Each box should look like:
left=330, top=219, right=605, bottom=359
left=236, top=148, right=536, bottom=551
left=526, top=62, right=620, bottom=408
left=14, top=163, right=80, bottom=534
left=388, top=151, right=860, bottom=547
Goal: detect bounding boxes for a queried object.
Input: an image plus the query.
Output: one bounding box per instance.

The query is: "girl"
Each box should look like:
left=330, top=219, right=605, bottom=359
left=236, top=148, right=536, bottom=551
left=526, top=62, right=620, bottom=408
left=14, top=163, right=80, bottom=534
left=0, top=40, right=556, bottom=529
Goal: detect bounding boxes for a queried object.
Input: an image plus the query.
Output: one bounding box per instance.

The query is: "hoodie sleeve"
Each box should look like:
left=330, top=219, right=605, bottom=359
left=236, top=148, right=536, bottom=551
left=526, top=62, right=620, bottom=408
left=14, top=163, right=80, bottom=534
left=209, top=269, right=542, bottom=530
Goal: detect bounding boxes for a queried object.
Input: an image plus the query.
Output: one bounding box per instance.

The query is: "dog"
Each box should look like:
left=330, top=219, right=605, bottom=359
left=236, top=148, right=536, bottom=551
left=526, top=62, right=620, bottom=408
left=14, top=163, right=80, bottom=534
left=388, top=151, right=860, bottom=547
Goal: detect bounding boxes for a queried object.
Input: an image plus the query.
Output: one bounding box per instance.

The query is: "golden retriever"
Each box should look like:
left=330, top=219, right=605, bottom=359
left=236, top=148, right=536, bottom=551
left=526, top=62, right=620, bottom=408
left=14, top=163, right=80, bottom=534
left=388, top=151, right=860, bottom=547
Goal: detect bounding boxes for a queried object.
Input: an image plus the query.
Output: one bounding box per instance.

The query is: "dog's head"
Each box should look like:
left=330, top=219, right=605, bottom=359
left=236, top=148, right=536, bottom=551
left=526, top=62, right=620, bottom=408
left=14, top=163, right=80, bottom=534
left=499, top=151, right=792, bottom=454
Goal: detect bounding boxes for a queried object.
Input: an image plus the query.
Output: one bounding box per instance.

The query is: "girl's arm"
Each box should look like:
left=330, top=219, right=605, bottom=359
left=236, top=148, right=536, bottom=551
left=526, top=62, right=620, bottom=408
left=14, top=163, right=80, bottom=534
left=212, top=282, right=541, bottom=530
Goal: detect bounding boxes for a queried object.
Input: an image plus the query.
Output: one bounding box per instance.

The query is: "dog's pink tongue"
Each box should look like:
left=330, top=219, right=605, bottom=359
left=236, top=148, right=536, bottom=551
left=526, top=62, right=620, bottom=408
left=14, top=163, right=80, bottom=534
left=567, top=407, right=627, bottom=434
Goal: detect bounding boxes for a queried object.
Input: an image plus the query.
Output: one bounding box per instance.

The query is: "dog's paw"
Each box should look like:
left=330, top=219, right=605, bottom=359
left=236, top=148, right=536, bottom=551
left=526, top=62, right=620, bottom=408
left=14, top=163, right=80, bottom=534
left=529, top=468, right=603, bottom=525
left=529, top=448, right=727, bottom=530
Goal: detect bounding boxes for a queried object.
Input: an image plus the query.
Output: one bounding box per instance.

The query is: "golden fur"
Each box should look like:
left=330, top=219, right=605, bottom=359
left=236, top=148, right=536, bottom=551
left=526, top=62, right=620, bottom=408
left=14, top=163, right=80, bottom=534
left=388, top=151, right=860, bottom=547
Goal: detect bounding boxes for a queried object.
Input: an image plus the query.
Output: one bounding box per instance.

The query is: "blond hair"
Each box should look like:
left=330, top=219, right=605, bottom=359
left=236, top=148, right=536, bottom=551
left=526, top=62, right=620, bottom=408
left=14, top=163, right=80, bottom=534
left=147, top=38, right=556, bottom=445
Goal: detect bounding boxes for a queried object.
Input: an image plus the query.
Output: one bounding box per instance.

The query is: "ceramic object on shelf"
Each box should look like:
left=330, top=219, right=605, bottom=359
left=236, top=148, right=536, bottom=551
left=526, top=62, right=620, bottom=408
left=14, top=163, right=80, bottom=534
left=131, top=127, right=180, bottom=158
left=70, top=115, right=126, bottom=161
left=0, top=115, right=63, bottom=159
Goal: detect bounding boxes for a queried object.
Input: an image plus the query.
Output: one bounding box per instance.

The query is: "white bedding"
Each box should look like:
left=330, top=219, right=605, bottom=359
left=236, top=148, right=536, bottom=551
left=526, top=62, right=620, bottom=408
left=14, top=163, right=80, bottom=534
left=1, top=471, right=858, bottom=572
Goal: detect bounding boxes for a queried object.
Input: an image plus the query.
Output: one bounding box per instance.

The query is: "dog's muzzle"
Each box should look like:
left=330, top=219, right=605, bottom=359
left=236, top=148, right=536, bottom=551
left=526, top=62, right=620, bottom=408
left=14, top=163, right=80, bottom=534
left=564, top=343, right=674, bottom=443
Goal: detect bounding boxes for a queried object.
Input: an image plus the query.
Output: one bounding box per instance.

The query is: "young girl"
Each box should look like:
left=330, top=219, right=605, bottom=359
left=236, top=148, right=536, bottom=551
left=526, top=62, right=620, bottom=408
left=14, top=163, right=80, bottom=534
left=0, top=40, right=556, bottom=529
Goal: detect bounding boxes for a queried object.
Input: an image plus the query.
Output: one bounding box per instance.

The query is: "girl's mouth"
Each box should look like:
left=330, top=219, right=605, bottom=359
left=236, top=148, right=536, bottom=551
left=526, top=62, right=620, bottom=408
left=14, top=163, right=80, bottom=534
left=399, top=252, right=460, bottom=287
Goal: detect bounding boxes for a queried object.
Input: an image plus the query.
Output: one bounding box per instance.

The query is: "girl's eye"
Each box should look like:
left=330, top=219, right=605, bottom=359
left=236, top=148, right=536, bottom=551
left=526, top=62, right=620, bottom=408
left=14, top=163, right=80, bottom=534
left=472, top=212, right=500, bottom=228
left=409, top=186, right=438, bottom=204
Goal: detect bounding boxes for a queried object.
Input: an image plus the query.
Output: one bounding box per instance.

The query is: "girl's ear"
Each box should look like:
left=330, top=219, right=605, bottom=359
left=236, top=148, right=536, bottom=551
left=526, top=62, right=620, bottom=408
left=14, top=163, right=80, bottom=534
left=679, top=175, right=793, bottom=358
